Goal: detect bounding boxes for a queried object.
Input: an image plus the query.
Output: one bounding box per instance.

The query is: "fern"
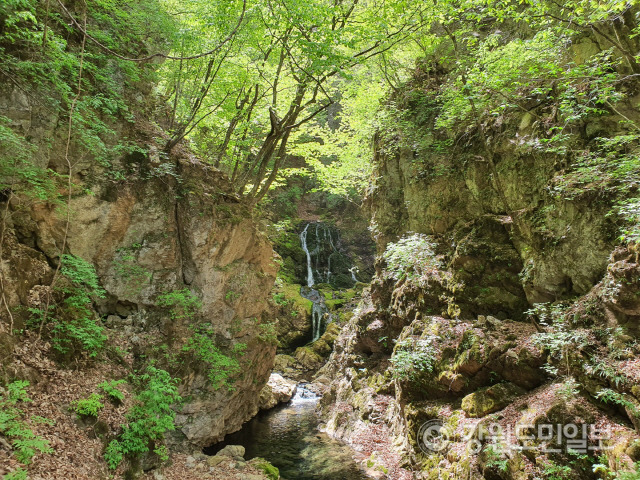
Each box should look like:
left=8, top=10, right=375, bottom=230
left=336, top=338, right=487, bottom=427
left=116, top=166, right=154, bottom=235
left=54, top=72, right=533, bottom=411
left=0, top=381, right=53, bottom=468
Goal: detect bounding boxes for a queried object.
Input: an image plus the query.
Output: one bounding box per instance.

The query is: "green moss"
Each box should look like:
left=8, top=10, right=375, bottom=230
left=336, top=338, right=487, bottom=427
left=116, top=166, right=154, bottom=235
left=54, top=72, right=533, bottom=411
left=278, top=283, right=313, bottom=315
left=325, top=299, right=345, bottom=310
left=461, top=383, right=523, bottom=418
left=251, top=458, right=280, bottom=480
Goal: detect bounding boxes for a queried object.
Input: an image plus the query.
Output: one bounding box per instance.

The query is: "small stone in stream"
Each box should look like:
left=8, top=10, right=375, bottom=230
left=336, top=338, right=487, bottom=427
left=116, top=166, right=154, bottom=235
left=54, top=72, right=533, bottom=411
left=217, top=444, right=246, bottom=458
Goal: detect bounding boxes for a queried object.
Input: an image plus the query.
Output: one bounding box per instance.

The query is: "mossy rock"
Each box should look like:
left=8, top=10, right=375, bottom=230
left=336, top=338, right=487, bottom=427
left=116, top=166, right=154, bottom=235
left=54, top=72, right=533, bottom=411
left=278, top=282, right=313, bottom=315
left=249, top=457, right=280, bottom=480
left=294, top=346, right=323, bottom=366
left=454, top=330, right=486, bottom=375
left=461, top=382, right=524, bottom=418
left=325, top=299, right=345, bottom=310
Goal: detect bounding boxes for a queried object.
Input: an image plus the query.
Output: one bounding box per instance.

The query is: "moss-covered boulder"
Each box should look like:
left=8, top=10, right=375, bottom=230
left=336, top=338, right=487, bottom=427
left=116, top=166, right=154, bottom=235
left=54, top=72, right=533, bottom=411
left=249, top=457, right=280, bottom=480
left=272, top=282, right=313, bottom=350
left=461, top=383, right=524, bottom=418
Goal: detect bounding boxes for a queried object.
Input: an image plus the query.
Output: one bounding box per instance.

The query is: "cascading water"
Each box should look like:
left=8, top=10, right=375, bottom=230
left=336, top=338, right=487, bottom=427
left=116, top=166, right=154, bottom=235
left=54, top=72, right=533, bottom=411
left=300, top=223, right=315, bottom=287
left=300, top=286, right=331, bottom=341
left=299, top=222, right=348, bottom=341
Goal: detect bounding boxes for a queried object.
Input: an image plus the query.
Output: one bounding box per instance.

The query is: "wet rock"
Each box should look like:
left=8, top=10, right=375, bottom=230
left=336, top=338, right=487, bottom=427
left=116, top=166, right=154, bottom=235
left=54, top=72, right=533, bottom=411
left=259, top=373, right=297, bottom=410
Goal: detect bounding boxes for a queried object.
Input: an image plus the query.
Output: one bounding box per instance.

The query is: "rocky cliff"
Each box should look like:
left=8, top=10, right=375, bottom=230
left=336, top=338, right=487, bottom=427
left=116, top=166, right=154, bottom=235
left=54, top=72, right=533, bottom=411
left=0, top=47, right=278, bottom=478
left=319, top=18, right=640, bottom=480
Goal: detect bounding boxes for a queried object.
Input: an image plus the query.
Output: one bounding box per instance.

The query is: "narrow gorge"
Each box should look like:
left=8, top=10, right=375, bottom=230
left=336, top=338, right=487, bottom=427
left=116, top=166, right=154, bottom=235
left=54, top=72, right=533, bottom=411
left=1, top=1, right=640, bottom=480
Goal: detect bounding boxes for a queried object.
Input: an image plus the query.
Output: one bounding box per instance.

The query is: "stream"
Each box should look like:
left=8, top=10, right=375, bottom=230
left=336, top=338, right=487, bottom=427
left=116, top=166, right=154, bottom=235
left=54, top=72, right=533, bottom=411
left=206, top=387, right=371, bottom=480
left=204, top=223, right=369, bottom=479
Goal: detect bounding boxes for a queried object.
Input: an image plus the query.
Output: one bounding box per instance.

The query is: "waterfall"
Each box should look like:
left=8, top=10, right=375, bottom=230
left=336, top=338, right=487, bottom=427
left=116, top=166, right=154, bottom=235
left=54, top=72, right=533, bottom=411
left=300, top=285, right=331, bottom=342
left=299, top=221, right=358, bottom=341
left=311, top=303, right=325, bottom=341
left=349, top=266, right=358, bottom=283
left=300, top=223, right=315, bottom=287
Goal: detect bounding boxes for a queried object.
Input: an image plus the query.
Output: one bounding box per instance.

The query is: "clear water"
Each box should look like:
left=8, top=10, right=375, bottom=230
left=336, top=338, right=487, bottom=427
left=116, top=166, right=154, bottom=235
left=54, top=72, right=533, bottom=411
left=206, top=387, right=370, bottom=480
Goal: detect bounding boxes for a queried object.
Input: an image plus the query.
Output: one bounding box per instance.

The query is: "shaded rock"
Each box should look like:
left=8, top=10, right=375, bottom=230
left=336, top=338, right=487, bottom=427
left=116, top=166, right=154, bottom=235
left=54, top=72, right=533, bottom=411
left=274, top=322, right=341, bottom=380
left=217, top=445, right=246, bottom=459
left=438, top=370, right=466, bottom=393
left=462, top=383, right=524, bottom=418
left=486, top=346, right=546, bottom=390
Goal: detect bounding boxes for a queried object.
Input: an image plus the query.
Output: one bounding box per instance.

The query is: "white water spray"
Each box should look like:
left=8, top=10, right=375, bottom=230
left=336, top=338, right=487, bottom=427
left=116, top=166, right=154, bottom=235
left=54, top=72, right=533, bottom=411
left=300, top=223, right=315, bottom=287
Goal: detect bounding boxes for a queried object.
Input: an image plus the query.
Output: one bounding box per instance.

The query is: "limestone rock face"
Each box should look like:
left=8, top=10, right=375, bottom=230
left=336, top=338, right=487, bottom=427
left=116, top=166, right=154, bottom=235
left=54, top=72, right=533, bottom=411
left=364, top=100, right=632, bottom=318
left=0, top=85, right=278, bottom=448
left=259, top=373, right=297, bottom=410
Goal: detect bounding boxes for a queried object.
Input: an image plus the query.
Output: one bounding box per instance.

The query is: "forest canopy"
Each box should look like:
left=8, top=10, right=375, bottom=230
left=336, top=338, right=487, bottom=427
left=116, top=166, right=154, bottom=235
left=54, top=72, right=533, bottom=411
left=1, top=0, right=638, bottom=207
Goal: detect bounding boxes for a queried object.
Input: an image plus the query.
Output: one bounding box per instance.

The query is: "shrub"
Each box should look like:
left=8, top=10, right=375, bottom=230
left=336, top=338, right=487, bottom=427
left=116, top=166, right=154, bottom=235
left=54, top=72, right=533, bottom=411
left=182, top=325, right=242, bottom=391
left=382, top=233, right=445, bottom=285
left=530, top=302, right=589, bottom=376
left=255, top=318, right=278, bottom=345
left=71, top=393, right=104, bottom=417
left=105, top=366, right=181, bottom=469
left=3, top=468, right=28, bottom=480
left=0, top=116, right=57, bottom=202
left=542, top=459, right=573, bottom=480
left=595, top=389, right=639, bottom=416
left=52, top=254, right=107, bottom=357
left=157, top=288, right=201, bottom=321
left=390, top=337, right=437, bottom=381
left=98, top=380, right=126, bottom=403
left=618, top=198, right=640, bottom=244
left=272, top=292, right=289, bottom=306
left=617, top=463, right=640, bottom=480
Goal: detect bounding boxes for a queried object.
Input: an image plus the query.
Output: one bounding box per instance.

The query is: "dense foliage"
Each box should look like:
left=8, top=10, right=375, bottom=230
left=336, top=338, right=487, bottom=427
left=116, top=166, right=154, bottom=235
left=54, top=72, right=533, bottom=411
left=0, top=381, right=53, bottom=478
left=2, top=0, right=640, bottom=477
left=105, top=366, right=181, bottom=469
